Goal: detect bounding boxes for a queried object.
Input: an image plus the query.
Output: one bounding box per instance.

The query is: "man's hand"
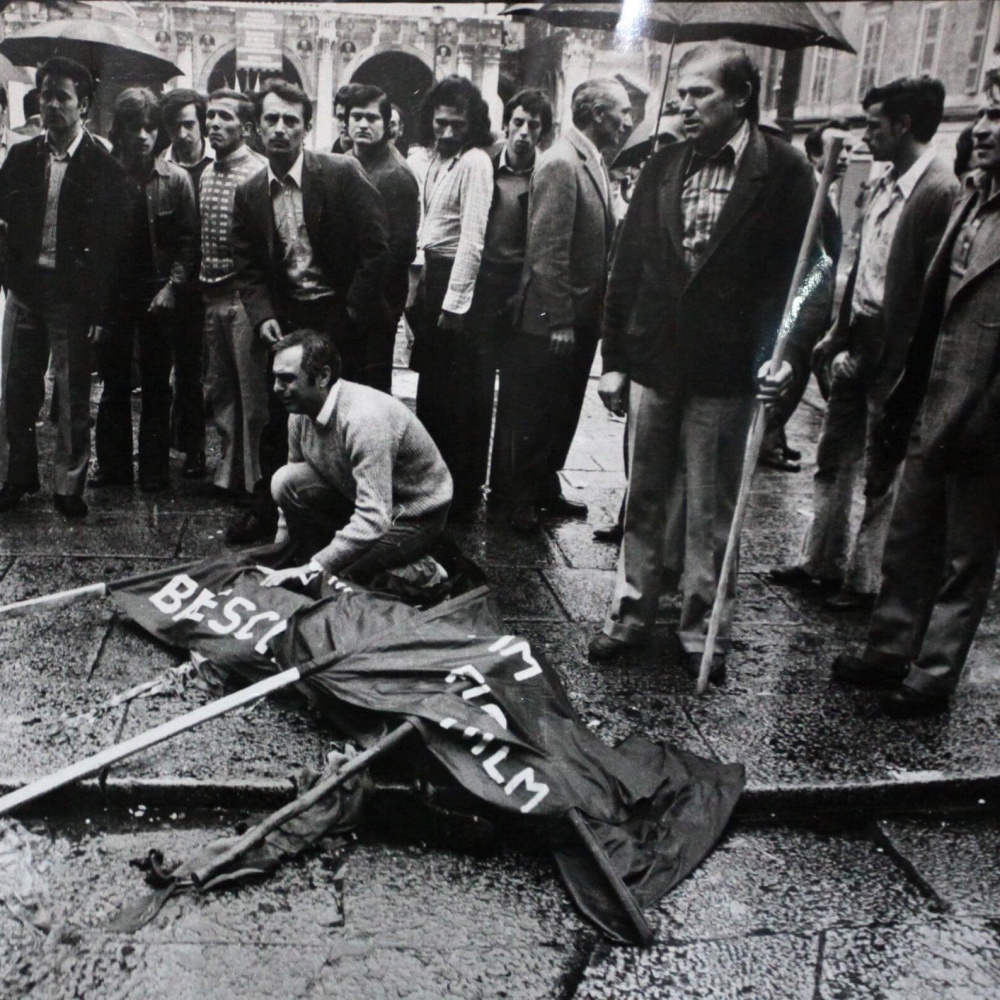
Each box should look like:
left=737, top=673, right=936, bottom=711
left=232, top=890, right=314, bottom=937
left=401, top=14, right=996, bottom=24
left=346, top=303, right=359, bottom=326
left=87, top=325, right=105, bottom=344
left=406, top=265, right=423, bottom=310
left=258, top=562, right=324, bottom=589
left=548, top=325, right=575, bottom=357
left=811, top=326, right=845, bottom=371
left=756, top=360, right=794, bottom=404
left=830, top=350, right=857, bottom=381
left=438, top=309, right=465, bottom=333
left=149, top=283, right=176, bottom=314
left=258, top=318, right=283, bottom=345
left=598, top=371, right=629, bottom=417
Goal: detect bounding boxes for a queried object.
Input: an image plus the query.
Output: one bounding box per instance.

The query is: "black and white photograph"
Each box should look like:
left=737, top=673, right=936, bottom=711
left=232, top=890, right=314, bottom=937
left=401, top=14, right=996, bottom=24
left=0, top=1, right=998, bottom=997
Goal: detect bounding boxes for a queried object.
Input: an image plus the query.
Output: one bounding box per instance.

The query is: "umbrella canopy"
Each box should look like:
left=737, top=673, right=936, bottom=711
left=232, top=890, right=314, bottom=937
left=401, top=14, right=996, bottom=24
left=0, top=53, right=34, bottom=86
left=613, top=111, right=685, bottom=168
left=502, top=1, right=855, bottom=53
left=0, top=17, right=181, bottom=85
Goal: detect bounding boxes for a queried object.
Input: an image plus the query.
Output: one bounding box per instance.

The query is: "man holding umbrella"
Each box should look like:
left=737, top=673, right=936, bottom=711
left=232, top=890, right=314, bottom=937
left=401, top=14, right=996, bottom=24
left=588, top=42, right=819, bottom=680
left=0, top=56, right=128, bottom=517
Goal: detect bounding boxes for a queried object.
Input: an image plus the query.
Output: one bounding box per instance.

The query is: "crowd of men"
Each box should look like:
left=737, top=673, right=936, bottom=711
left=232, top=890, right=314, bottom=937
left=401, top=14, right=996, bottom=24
left=0, top=42, right=997, bottom=721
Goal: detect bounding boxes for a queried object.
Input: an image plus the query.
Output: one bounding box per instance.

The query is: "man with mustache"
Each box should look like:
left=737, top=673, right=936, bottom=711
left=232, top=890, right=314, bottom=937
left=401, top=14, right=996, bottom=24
left=830, top=71, right=1000, bottom=717
left=229, top=79, right=388, bottom=545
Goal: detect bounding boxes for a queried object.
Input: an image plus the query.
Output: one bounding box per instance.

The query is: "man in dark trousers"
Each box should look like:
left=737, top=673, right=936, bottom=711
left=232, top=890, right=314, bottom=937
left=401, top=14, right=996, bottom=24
left=479, top=88, right=553, bottom=511
left=830, top=76, right=1000, bottom=717
left=771, top=78, right=957, bottom=611
left=507, top=77, right=633, bottom=533
left=159, top=87, right=214, bottom=480
left=93, top=88, right=198, bottom=493
left=229, top=79, right=388, bottom=544
left=344, top=83, right=419, bottom=393
left=588, top=42, right=818, bottom=680
left=0, top=57, right=128, bottom=518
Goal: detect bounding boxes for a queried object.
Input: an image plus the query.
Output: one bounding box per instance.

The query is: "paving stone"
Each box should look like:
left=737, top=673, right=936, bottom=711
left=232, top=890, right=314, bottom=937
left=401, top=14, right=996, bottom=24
left=879, top=816, right=1000, bottom=916
left=684, top=688, right=1000, bottom=788
left=819, top=917, right=1000, bottom=1000
left=445, top=524, right=564, bottom=571
left=542, top=568, right=616, bottom=622
left=655, top=824, right=928, bottom=941
left=549, top=521, right=621, bottom=571
left=576, top=931, right=818, bottom=1000
left=484, top=565, right=566, bottom=621
left=0, top=818, right=588, bottom=1000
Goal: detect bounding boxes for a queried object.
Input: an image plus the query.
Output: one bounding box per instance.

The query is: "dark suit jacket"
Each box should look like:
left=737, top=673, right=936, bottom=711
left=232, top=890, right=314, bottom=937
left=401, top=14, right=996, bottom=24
left=231, top=150, right=389, bottom=330
left=884, top=184, right=1000, bottom=475
left=601, top=127, right=817, bottom=396
left=836, top=155, right=958, bottom=396
left=515, top=128, right=616, bottom=336
left=0, top=131, right=129, bottom=325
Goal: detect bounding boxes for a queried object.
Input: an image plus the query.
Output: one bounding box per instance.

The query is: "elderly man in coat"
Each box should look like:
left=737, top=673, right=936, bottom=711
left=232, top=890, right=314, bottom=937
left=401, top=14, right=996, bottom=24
left=831, top=77, right=1000, bottom=717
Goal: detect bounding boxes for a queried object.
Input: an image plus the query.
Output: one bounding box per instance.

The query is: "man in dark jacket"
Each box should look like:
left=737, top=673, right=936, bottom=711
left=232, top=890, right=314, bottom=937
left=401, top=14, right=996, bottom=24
left=0, top=57, right=128, bottom=518
left=93, top=88, right=198, bottom=493
left=344, top=83, right=419, bottom=393
left=228, top=79, right=388, bottom=544
left=588, top=42, right=818, bottom=680
left=830, top=78, right=1000, bottom=717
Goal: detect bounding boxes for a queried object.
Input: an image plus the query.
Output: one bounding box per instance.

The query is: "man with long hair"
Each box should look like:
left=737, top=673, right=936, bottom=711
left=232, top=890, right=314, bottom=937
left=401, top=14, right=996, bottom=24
left=412, top=75, right=494, bottom=520
left=93, top=87, right=197, bottom=493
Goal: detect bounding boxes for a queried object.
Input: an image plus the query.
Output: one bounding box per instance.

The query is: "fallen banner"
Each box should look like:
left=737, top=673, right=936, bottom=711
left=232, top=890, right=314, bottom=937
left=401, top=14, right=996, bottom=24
left=101, top=550, right=746, bottom=942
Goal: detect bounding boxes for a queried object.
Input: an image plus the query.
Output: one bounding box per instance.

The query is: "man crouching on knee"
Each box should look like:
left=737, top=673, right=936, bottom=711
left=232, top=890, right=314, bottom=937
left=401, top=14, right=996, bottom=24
left=259, top=330, right=452, bottom=588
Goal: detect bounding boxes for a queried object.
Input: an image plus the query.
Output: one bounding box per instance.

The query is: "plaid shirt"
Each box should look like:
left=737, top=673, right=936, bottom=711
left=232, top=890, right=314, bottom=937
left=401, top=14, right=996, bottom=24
left=680, top=120, right=751, bottom=271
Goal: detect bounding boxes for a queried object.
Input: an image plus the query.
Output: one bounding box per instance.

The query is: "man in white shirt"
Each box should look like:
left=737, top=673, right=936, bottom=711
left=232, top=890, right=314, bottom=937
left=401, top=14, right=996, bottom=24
left=770, top=77, right=958, bottom=610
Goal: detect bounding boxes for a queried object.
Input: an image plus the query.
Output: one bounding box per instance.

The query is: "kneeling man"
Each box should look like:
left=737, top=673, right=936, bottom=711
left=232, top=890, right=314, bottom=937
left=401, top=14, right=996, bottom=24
left=261, top=330, right=452, bottom=587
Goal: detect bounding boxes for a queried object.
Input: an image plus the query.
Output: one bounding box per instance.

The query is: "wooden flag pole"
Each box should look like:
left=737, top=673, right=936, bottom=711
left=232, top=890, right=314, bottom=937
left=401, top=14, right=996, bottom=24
left=0, top=560, right=206, bottom=622
left=695, top=136, right=845, bottom=695
left=0, top=665, right=305, bottom=816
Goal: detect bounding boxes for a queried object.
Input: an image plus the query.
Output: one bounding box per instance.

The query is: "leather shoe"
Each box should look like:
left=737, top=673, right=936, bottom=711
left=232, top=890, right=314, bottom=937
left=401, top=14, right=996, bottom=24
left=90, top=469, right=133, bottom=488
left=592, top=522, right=623, bottom=544
left=879, top=686, right=950, bottom=718
left=225, top=509, right=277, bottom=545
left=758, top=445, right=800, bottom=473
left=824, top=587, right=877, bottom=612
left=767, top=565, right=842, bottom=593
left=508, top=504, right=541, bottom=535
left=53, top=493, right=88, bottom=518
left=830, top=653, right=908, bottom=688
left=681, top=651, right=727, bottom=685
left=539, top=494, right=588, bottom=519
left=181, top=451, right=207, bottom=479
left=588, top=632, right=639, bottom=663
left=0, top=482, right=39, bottom=511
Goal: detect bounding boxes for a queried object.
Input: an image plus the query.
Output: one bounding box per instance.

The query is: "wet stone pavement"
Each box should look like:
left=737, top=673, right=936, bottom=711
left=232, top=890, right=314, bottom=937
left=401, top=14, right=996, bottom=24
left=0, top=370, right=999, bottom=998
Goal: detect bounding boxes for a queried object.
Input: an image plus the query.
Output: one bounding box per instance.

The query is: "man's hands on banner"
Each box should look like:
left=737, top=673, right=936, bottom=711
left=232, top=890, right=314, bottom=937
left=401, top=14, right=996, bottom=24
left=258, top=561, right=325, bottom=589
left=756, top=360, right=794, bottom=403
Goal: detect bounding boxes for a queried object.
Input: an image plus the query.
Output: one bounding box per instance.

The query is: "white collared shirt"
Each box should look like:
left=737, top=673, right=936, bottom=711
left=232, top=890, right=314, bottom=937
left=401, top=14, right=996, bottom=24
left=38, top=125, right=86, bottom=270
left=315, top=378, right=342, bottom=427
left=851, top=149, right=937, bottom=320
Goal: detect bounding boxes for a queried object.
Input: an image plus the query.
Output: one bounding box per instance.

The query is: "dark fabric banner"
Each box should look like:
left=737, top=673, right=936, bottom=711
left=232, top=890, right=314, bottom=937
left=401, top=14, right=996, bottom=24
left=110, top=553, right=745, bottom=942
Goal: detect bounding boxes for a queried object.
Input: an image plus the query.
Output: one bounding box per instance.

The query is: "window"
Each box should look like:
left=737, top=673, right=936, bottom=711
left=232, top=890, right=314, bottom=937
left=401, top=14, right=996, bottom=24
left=915, top=3, right=944, bottom=76
left=965, top=0, right=992, bottom=94
left=810, top=46, right=833, bottom=105
left=857, top=16, right=886, bottom=100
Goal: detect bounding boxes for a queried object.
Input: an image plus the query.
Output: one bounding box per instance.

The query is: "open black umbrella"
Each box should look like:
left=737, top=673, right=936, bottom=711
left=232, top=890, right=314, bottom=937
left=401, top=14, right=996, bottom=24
left=503, top=2, right=855, bottom=123
left=0, top=17, right=181, bottom=85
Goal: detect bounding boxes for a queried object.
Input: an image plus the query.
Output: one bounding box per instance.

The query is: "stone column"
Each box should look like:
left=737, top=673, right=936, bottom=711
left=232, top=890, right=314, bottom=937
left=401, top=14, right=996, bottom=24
left=314, top=27, right=336, bottom=152
left=482, top=48, right=503, bottom=135
left=174, top=31, right=193, bottom=89
left=559, top=35, right=593, bottom=133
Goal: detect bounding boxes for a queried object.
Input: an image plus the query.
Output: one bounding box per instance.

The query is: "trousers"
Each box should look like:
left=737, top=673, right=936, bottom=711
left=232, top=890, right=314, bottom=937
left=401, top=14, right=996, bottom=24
left=604, top=382, right=754, bottom=652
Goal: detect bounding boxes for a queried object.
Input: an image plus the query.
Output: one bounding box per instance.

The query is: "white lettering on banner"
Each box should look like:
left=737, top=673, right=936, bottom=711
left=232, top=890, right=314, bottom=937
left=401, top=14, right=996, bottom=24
left=147, top=574, right=291, bottom=658
left=503, top=768, right=550, bottom=814
left=488, top=636, right=543, bottom=680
